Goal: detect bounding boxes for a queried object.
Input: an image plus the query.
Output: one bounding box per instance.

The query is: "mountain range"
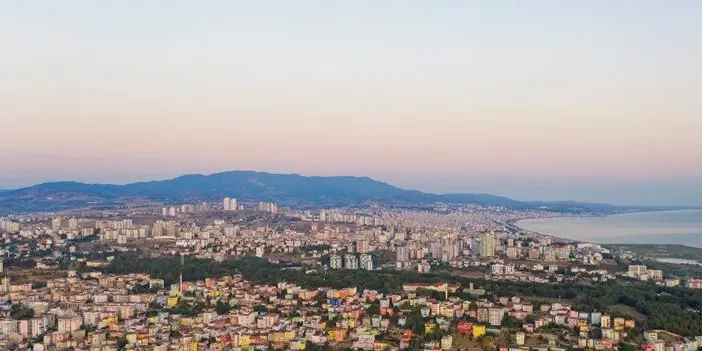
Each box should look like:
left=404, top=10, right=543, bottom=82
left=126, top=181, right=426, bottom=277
left=0, top=171, right=686, bottom=215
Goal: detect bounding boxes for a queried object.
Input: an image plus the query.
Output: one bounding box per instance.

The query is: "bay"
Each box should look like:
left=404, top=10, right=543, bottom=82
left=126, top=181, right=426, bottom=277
left=516, top=209, right=702, bottom=247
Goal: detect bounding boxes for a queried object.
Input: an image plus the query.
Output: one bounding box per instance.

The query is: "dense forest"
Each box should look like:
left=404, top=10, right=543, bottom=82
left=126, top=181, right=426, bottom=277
left=101, top=254, right=702, bottom=336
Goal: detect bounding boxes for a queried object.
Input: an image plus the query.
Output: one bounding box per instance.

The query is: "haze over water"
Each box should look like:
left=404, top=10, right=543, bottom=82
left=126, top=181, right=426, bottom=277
left=517, top=210, right=702, bottom=247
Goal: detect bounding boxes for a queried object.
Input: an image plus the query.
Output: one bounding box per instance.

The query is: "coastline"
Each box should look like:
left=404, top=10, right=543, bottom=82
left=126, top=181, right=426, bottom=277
left=506, top=214, right=580, bottom=244
left=512, top=209, right=702, bottom=247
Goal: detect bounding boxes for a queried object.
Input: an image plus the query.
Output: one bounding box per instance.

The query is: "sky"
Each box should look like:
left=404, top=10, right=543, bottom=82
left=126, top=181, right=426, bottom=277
left=1, top=1, right=701, bottom=206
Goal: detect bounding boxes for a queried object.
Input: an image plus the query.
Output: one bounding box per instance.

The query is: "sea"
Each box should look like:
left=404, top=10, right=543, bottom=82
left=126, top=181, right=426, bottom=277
left=516, top=209, right=702, bottom=247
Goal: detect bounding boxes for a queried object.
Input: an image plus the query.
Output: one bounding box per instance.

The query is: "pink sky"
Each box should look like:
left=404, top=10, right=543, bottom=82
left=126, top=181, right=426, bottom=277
left=0, top=1, right=700, bottom=206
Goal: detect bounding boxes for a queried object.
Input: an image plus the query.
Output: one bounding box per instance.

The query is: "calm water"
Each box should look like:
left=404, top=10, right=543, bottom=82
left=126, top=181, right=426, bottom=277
left=517, top=210, right=702, bottom=247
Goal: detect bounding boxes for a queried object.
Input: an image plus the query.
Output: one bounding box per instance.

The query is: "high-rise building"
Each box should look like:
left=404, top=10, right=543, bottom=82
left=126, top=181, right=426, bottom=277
left=180, top=204, right=196, bottom=213
left=3, top=221, right=19, bottom=233
left=330, top=254, right=343, bottom=269
left=430, top=242, right=443, bottom=259
left=319, top=210, right=326, bottom=222
left=51, top=217, right=62, bottom=230
left=0, top=258, right=3, bottom=274
left=223, top=198, right=237, bottom=211
left=344, top=254, right=359, bottom=270
left=359, top=254, right=373, bottom=270
left=68, top=218, right=78, bottom=230
left=356, top=239, right=370, bottom=254
left=477, top=232, right=496, bottom=257
left=258, top=202, right=278, bottom=214
left=120, top=219, right=133, bottom=229
left=396, top=245, right=410, bottom=262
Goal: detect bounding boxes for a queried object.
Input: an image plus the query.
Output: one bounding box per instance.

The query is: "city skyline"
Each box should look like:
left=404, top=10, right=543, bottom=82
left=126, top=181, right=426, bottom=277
left=1, top=1, right=701, bottom=206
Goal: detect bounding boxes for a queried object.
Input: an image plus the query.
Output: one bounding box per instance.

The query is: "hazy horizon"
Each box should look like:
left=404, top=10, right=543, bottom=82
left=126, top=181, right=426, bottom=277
left=2, top=1, right=701, bottom=207
left=0, top=169, right=699, bottom=207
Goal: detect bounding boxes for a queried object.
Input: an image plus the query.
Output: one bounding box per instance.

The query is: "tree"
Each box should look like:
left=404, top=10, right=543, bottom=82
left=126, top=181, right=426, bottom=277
left=215, top=300, right=231, bottom=315
left=116, top=337, right=128, bottom=350
left=501, top=315, right=522, bottom=328
left=253, top=304, right=269, bottom=314
left=480, top=335, right=495, bottom=351
left=10, top=304, right=35, bottom=320
left=366, top=301, right=380, bottom=315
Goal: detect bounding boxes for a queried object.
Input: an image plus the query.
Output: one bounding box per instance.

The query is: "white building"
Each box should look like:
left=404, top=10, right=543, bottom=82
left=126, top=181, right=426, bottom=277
left=57, top=316, right=82, bottom=333
left=51, top=217, right=62, bottom=230
left=396, top=245, right=410, bottom=262
left=330, top=254, right=343, bottom=269
left=488, top=308, right=504, bottom=326
left=628, top=265, right=647, bottom=277
left=477, top=232, right=496, bottom=257
left=359, top=254, right=373, bottom=270
left=223, top=198, right=237, bottom=211
left=258, top=202, right=278, bottom=214
left=345, top=254, right=359, bottom=270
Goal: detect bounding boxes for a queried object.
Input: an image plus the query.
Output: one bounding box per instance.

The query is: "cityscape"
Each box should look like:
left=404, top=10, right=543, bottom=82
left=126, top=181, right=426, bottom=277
left=1, top=1, right=701, bottom=351
left=1, top=197, right=701, bottom=351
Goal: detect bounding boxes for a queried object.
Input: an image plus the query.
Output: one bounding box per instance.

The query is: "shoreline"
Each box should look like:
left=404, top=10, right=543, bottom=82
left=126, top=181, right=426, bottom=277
left=506, top=214, right=581, bottom=244
left=511, top=209, right=702, bottom=247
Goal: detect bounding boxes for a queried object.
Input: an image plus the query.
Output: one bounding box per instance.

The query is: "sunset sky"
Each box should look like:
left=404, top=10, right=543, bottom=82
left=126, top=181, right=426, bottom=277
left=1, top=1, right=700, bottom=206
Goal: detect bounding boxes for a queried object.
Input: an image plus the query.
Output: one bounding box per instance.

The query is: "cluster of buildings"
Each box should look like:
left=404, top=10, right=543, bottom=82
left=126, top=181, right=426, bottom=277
left=3, top=271, right=701, bottom=351
left=223, top=198, right=240, bottom=211
left=162, top=203, right=210, bottom=217
left=626, top=265, right=664, bottom=282
left=623, top=265, right=702, bottom=288
left=4, top=203, right=702, bottom=292
left=329, top=253, right=374, bottom=271
left=257, top=202, right=278, bottom=214
left=297, top=210, right=382, bottom=227
left=3, top=203, right=702, bottom=350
